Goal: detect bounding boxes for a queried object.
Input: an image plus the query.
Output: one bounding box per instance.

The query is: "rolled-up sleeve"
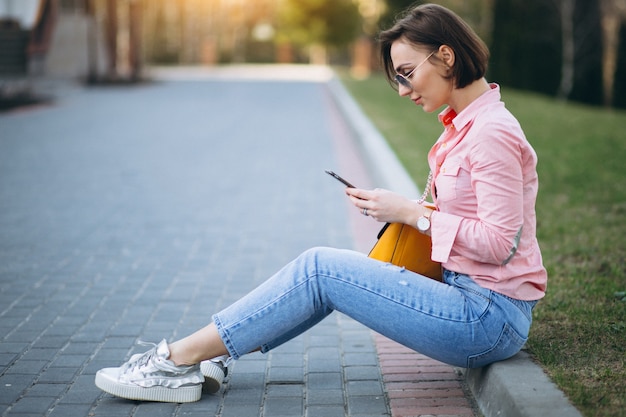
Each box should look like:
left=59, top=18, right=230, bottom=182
left=430, top=211, right=462, bottom=263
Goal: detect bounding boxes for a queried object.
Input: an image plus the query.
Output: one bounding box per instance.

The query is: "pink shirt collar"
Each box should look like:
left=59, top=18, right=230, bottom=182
left=438, top=83, right=501, bottom=130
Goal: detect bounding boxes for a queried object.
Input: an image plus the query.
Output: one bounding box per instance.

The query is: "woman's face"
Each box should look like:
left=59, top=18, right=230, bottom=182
left=390, top=39, right=452, bottom=113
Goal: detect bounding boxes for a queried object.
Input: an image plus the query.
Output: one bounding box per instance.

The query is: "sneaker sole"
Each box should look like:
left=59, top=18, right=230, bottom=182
left=95, top=370, right=201, bottom=403
left=200, top=362, right=225, bottom=394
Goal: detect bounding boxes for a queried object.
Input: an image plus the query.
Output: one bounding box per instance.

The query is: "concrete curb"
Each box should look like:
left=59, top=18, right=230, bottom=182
left=463, top=351, right=583, bottom=417
left=326, top=72, right=583, bottom=417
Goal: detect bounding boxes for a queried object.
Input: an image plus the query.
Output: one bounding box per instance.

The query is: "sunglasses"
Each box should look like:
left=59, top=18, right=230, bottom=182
left=394, top=51, right=435, bottom=91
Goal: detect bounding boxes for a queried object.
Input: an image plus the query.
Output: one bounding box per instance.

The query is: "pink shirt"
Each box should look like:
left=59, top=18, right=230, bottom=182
left=428, top=84, right=547, bottom=300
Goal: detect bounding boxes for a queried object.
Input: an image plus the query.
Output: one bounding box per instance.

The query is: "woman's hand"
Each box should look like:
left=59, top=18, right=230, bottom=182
left=345, top=187, right=424, bottom=225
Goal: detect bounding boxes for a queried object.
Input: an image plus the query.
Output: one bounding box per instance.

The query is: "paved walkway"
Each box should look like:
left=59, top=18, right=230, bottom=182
left=0, top=66, right=477, bottom=416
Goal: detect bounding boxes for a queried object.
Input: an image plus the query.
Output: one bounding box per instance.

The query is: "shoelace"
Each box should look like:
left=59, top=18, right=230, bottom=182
left=122, top=341, right=158, bottom=373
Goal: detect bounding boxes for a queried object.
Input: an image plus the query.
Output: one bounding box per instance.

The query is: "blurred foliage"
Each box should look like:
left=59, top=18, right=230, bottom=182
left=276, top=0, right=362, bottom=48
left=490, top=0, right=604, bottom=106
left=376, top=0, right=624, bottom=108
left=132, top=0, right=625, bottom=107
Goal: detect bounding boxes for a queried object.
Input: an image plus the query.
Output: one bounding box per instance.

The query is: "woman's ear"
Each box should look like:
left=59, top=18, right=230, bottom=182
left=438, top=45, right=455, bottom=69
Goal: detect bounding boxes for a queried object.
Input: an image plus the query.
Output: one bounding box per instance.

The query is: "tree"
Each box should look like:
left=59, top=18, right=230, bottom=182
left=568, top=0, right=603, bottom=105
left=490, top=0, right=561, bottom=95
left=612, top=20, right=626, bottom=108
left=600, top=0, right=626, bottom=107
left=379, top=0, right=419, bottom=30
left=556, top=0, right=575, bottom=100
left=555, top=0, right=603, bottom=104
left=276, top=0, right=362, bottom=64
left=104, top=0, right=118, bottom=78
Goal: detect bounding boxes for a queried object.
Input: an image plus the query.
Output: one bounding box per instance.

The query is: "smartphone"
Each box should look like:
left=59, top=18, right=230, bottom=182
left=325, top=170, right=356, bottom=188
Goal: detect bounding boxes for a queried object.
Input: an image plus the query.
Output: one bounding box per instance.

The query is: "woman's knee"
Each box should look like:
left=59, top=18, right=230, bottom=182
left=297, top=246, right=342, bottom=266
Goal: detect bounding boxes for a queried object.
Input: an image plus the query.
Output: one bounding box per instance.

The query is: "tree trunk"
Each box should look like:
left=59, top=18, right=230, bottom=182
left=86, top=0, right=99, bottom=82
left=105, top=0, right=118, bottom=79
left=557, top=0, right=575, bottom=100
left=128, top=0, right=141, bottom=81
left=600, top=0, right=625, bottom=107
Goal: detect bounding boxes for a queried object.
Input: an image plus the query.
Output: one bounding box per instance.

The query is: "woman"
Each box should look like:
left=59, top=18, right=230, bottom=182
left=95, top=3, right=547, bottom=403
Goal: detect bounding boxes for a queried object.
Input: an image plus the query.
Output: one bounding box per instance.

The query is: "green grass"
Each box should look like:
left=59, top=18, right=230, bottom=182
left=339, top=71, right=626, bottom=417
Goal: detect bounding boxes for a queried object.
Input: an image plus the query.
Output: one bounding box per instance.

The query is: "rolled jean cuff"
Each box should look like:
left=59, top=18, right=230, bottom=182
left=212, top=314, right=242, bottom=360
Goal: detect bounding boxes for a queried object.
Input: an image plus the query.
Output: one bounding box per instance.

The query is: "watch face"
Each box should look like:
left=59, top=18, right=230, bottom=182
left=417, top=217, right=430, bottom=231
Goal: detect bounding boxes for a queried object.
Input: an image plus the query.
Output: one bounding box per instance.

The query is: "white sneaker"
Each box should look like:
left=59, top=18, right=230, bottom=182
left=95, top=339, right=204, bottom=403
left=200, top=355, right=231, bottom=393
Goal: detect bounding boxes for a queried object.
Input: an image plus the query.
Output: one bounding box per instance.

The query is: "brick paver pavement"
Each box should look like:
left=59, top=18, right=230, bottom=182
left=0, top=66, right=477, bottom=417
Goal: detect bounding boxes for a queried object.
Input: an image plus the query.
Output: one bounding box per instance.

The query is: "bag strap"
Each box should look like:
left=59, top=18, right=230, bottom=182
left=417, top=171, right=433, bottom=204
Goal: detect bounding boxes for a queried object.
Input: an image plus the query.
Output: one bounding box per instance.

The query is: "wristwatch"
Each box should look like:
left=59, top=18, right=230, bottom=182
left=416, top=210, right=432, bottom=233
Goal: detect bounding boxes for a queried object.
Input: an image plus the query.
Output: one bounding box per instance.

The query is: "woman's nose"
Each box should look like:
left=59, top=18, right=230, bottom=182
left=398, top=83, right=412, bottom=97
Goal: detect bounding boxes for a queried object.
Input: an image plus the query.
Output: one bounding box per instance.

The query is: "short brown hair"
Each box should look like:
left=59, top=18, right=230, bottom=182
left=379, top=3, right=489, bottom=89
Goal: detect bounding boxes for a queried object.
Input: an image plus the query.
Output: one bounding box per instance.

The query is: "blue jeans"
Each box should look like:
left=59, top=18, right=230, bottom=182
left=213, top=247, right=536, bottom=368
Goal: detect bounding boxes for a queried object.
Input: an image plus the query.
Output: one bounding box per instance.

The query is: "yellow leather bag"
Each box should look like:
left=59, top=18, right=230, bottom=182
left=368, top=222, right=442, bottom=281
left=367, top=171, right=441, bottom=281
